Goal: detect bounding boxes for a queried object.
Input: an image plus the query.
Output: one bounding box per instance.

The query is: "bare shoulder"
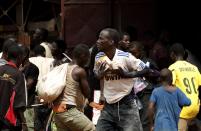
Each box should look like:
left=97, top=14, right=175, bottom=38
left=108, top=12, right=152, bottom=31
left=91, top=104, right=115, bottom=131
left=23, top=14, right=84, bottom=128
left=73, top=66, right=87, bottom=77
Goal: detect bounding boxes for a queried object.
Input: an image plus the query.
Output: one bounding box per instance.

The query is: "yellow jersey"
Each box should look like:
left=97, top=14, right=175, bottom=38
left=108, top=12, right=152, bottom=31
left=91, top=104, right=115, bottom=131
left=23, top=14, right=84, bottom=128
left=169, top=60, right=201, bottom=119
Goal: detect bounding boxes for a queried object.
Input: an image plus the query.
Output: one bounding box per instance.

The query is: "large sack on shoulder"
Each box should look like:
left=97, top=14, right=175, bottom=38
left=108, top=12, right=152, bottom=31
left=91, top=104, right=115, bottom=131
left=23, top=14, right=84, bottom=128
left=38, top=63, right=68, bottom=103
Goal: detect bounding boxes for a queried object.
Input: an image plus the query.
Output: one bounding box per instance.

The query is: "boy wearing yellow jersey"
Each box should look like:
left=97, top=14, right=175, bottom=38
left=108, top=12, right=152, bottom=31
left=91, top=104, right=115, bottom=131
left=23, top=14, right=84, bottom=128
left=169, top=43, right=201, bottom=131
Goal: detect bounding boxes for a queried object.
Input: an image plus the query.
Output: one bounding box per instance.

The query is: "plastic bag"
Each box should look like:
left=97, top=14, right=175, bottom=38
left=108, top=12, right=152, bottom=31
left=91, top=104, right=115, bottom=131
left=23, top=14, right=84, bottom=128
left=38, top=63, right=68, bottom=103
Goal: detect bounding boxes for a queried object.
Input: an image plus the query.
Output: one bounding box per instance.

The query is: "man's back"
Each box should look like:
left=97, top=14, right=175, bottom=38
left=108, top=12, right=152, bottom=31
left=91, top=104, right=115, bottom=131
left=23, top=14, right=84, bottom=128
left=0, top=64, right=26, bottom=127
left=150, top=87, right=190, bottom=131
left=54, top=64, right=86, bottom=110
left=169, top=60, right=201, bottom=119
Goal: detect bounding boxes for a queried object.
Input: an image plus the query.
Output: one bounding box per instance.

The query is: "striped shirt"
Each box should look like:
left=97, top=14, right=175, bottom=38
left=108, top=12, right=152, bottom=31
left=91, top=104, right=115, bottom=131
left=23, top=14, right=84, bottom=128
left=94, top=49, right=145, bottom=104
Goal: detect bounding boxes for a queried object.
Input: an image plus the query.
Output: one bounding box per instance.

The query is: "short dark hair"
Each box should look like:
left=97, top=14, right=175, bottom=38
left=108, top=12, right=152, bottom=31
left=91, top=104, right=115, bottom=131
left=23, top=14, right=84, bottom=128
left=103, top=28, right=120, bottom=44
left=160, top=68, right=172, bottom=85
left=72, top=44, right=89, bottom=59
left=7, top=44, right=23, bottom=61
left=36, top=28, right=48, bottom=41
left=2, top=39, right=16, bottom=53
left=170, top=43, right=185, bottom=57
left=120, top=32, right=130, bottom=40
left=130, top=41, right=144, bottom=51
left=19, top=44, right=30, bottom=58
left=33, top=45, right=45, bottom=56
left=53, top=39, right=66, bottom=53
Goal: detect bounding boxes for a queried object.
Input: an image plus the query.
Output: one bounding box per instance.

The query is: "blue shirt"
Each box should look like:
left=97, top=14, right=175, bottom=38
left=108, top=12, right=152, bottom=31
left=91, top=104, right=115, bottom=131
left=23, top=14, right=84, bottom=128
left=150, top=86, right=191, bottom=131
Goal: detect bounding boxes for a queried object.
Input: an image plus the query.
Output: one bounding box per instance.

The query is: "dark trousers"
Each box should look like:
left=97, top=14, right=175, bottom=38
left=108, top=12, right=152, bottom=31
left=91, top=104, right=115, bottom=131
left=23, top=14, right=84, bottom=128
left=0, top=120, right=21, bottom=131
left=139, top=92, right=152, bottom=131
left=34, top=105, right=51, bottom=131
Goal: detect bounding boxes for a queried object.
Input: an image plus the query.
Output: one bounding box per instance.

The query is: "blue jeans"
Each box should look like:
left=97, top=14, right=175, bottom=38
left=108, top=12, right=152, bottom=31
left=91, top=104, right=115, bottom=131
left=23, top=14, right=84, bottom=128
left=96, top=95, right=143, bottom=131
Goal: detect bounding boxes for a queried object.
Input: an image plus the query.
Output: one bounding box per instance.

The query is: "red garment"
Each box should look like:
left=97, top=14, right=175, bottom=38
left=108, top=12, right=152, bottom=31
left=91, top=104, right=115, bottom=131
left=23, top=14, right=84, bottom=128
left=5, top=90, right=16, bottom=126
left=0, top=62, right=26, bottom=127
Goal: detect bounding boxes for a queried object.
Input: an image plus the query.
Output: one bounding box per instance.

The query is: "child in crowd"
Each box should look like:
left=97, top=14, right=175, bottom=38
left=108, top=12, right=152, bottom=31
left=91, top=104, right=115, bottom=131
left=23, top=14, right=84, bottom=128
left=148, top=68, right=191, bottom=131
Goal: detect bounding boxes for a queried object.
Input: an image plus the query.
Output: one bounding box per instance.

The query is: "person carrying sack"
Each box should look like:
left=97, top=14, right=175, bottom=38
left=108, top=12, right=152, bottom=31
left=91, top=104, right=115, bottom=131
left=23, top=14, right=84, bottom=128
left=53, top=44, right=95, bottom=131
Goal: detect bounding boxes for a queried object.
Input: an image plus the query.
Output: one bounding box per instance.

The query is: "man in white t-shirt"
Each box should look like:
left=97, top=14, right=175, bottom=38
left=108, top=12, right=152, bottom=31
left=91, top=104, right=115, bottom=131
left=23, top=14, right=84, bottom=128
left=94, top=28, right=144, bottom=131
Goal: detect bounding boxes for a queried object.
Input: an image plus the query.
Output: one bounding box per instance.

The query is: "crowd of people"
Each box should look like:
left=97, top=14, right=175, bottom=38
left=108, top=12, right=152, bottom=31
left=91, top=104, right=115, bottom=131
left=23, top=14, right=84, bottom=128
left=0, top=27, right=201, bottom=131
